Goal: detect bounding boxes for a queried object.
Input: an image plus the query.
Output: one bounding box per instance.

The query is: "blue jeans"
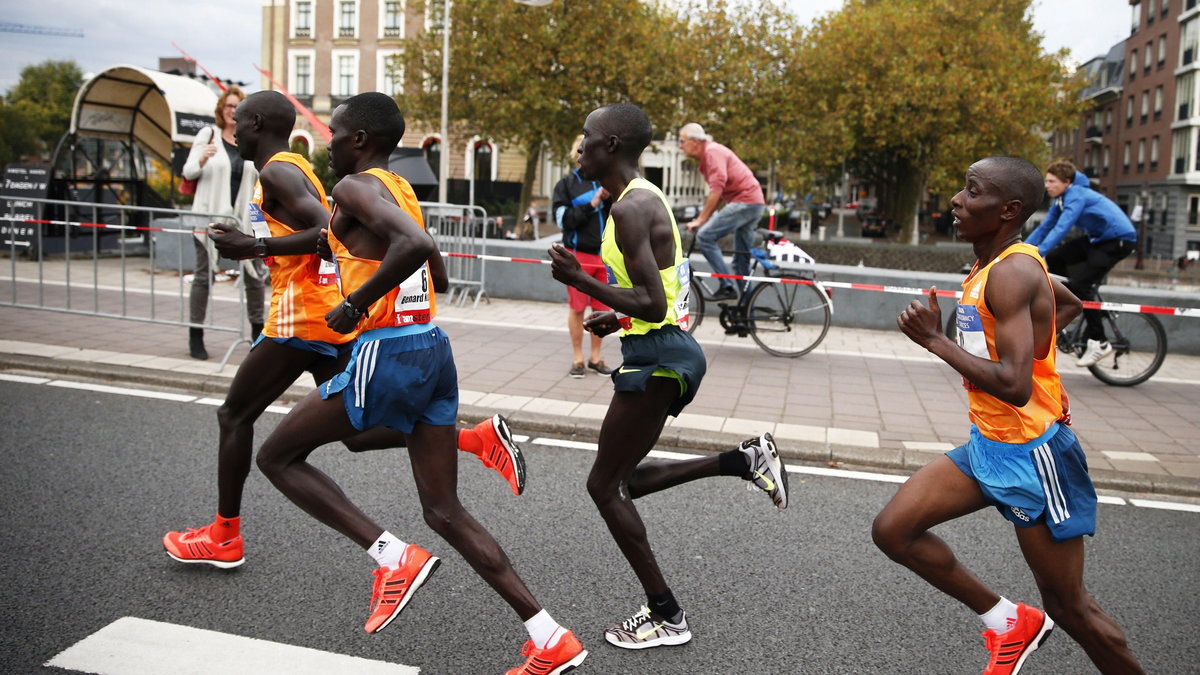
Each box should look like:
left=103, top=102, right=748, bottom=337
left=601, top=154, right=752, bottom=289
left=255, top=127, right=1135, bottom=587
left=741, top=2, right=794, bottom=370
left=695, top=202, right=764, bottom=292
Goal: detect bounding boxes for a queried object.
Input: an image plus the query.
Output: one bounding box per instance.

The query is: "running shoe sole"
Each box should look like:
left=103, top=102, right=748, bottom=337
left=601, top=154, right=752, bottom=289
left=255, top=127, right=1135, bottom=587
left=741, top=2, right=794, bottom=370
left=492, top=415, right=527, bottom=496
left=1009, top=613, right=1055, bottom=674
left=603, top=630, right=692, bottom=650
left=548, top=649, right=588, bottom=674
left=369, top=555, right=441, bottom=634
left=163, top=547, right=244, bottom=569
left=757, top=432, right=789, bottom=510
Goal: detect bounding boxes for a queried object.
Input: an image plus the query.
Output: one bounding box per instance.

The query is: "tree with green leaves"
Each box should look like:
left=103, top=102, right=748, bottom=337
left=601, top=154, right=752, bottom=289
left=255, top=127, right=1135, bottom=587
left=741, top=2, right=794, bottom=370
left=789, top=0, right=1084, bottom=242
left=3, top=60, right=84, bottom=163
left=394, top=0, right=693, bottom=236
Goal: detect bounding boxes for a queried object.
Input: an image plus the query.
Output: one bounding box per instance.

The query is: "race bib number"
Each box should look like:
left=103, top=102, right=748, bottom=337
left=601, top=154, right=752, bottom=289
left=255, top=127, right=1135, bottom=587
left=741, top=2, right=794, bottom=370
left=392, top=265, right=432, bottom=325
left=316, top=258, right=338, bottom=286
left=674, top=260, right=691, bottom=331
left=247, top=203, right=273, bottom=265
left=955, top=303, right=988, bottom=391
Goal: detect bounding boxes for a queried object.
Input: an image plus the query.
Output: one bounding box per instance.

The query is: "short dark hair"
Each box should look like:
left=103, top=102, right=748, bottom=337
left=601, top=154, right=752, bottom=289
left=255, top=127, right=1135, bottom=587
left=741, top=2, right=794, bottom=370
left=339, top=92, right=405, bottom=150
left=602, top=103, right=652, bottom=157
left=1046, top=159, right=1077, bottom=184
left=242, top=90, right=296, bottom=133
left=981, top=156, right=1045, bottom=222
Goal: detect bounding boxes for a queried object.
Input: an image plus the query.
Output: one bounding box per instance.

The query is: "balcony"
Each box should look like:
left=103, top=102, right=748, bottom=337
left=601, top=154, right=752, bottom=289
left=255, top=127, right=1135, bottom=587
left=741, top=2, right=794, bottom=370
left=1083, top=166, right=1098, bottom=177
left=338, top=26, right=356, bottom=38
left=1085, top=126, right=1103, bottom=144
left=295, top=27, right=311, bottom=38
left=383, top=26, right=402, bottom=38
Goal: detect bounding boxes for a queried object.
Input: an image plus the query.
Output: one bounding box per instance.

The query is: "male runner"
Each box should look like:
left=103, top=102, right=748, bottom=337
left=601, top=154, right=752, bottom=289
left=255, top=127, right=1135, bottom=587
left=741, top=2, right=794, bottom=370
left=162, top=91, right=525, bottom=572
left=253, top=92, right=587, bottom=674
left=548, top=104, right=787, bottom=651
left=873, top=156, right=1143, bottom=674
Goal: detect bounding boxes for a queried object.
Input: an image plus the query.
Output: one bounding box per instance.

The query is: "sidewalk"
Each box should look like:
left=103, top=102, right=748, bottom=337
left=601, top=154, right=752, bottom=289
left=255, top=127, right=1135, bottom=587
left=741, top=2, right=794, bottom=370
left=2, top=258, right=1198, bottom=497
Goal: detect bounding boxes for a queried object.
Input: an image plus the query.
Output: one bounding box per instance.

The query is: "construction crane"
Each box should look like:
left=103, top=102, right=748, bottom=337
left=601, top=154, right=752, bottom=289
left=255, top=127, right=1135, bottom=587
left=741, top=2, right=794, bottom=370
left=0, top=22, right=84, bottom=38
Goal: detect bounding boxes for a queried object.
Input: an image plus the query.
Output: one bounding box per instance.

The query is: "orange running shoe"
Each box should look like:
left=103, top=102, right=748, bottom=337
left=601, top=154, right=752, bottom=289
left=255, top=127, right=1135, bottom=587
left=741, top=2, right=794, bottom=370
left=162, top=523, right=244, bottom=569
left=364, top=544, right=441, bottom=634
left=981, top=602, right=1055, bottom=674
left=507, top=630, right=588, bottom=675
left=472, top=414, right=527, bottom=496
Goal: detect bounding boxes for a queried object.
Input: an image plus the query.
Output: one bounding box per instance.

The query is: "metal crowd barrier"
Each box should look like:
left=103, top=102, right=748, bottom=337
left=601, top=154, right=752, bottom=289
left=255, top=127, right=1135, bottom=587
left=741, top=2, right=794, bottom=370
left=0, top=196, right=248, bottom=370
left=420, top=201, right=490, bottom=308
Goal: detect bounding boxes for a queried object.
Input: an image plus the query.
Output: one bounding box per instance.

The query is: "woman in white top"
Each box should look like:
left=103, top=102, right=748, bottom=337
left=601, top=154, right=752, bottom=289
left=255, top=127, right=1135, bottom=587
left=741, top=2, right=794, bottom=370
left=181, top=85, right=264, bottom=359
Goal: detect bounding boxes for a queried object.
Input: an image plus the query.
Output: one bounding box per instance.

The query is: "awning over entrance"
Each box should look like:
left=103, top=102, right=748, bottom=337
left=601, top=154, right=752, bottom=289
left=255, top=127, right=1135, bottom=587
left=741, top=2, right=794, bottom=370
left=68, top=65, right=218, bottom=164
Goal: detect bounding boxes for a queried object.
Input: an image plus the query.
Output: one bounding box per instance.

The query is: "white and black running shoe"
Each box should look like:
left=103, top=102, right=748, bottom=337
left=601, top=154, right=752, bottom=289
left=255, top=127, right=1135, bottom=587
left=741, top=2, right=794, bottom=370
left=604, top=606, right=692, bottom=650
left=740, top=432, right=789, bottom=509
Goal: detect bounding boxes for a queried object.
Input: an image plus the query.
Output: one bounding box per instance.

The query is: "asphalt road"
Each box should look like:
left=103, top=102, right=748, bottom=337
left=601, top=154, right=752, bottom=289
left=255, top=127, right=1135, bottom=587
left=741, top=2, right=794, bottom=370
left=1, top=380, right=1197, bottom=674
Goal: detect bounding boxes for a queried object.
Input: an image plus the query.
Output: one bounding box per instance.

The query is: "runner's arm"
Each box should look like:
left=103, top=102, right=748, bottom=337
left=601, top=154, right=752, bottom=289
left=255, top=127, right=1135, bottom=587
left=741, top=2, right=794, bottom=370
left=1051, top=275, right=1082, bottom=332
left=426, top=240, right=449, bottom=293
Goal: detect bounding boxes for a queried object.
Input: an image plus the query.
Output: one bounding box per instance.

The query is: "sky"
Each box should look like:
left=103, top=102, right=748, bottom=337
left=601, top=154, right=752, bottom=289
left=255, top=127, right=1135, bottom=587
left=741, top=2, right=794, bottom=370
left=0, top=0, right=1133, bottom=94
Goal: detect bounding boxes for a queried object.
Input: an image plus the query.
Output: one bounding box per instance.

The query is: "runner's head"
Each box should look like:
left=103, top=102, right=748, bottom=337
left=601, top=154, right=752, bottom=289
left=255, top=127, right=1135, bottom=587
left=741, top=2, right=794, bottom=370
left=578, top=104, right=651, bottom=181
left=233, top=91, right=296, bottom=160
left=978, top=157, right=1045, bottom=224
left=329, top=92, right=405, bottom=178
left=952, top=157, right=1044, bottom=242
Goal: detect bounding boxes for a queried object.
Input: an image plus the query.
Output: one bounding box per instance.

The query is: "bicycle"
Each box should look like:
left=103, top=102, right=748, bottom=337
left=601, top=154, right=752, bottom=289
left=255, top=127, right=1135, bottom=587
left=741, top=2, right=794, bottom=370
left=683, top=229, right=832, bottom=357
left=944, top=278, right=1167, bottom=387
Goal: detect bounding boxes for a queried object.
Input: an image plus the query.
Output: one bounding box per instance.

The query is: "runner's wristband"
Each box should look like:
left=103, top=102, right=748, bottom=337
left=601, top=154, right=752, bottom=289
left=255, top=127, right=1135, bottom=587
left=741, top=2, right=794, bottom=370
left=341, top=301, right=369, bottom=320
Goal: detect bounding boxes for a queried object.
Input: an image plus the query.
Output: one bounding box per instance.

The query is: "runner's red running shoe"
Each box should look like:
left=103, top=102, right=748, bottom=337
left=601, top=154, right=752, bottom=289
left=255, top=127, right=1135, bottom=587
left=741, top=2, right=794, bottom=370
left=472, top=414, right=527, bottom=496
left=162, top=523, right=244, bottom=569
left=506, top=630, right=588, bottom=675
left=364, top=544, right=441, bottom=633
left=981, top=602, right=1055, bottom=674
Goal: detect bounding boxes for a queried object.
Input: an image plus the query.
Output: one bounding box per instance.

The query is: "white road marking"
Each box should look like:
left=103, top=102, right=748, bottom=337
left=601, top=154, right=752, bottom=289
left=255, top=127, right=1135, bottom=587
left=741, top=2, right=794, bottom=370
left=1128, top=499, right=1200, bottom=513
left=0, top=373, right=50, bottom=384
left=46, top=380, right=196, bottom=402
left=46, top=616, right=420, bottom=675
left=1097, top=495, right=1127, bottom=506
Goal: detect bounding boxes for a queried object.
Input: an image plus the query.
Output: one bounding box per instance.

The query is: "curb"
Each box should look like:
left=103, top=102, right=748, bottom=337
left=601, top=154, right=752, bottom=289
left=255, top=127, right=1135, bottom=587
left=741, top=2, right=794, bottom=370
left=3, top=353, right=1196, bottom=499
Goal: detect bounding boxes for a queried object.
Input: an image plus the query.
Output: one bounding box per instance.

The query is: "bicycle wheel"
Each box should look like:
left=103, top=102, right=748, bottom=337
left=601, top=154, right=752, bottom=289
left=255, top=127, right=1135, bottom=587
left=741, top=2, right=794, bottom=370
left=746, top=274, right=831, bottom=357
left=684, top=269, right=708, bottom=334
left=1087, top=311, right=1167, bottom=386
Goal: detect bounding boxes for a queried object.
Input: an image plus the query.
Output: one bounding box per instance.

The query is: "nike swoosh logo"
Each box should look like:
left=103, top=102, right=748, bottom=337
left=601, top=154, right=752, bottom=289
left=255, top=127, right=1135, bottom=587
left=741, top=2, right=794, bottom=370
left=754, top=470, right=775, bottom=492
left=618, top=367, right=641, bottom=374
left=636, top=623, right=663, bottom=639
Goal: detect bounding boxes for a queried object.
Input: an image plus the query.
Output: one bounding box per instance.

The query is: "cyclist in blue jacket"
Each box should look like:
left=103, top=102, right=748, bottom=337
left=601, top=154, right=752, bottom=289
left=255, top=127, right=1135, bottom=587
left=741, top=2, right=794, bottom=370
left=1026, top=160, right=1137, bottom=367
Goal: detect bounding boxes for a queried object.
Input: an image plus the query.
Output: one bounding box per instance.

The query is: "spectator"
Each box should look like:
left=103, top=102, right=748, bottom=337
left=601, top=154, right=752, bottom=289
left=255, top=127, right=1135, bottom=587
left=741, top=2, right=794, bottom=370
left=1026, top=160, right=1137, bottom=367
left=678, top=122, right=765, bottom=301
left=552, top=136, right=613, bottom=378
left=182, top=86, right=264, bottom=359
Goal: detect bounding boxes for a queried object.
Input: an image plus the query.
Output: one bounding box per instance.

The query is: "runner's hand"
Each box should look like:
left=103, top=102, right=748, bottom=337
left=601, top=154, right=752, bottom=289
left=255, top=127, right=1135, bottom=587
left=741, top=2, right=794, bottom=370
left=209, top=221, right=257, bottom=260
left=583, top=311, right=621, bottom=337
left=548, top=243, right=584, bottom=286
left=897, top=285, right=944, bottom=349
left=317, top=227, right=333, bottom=261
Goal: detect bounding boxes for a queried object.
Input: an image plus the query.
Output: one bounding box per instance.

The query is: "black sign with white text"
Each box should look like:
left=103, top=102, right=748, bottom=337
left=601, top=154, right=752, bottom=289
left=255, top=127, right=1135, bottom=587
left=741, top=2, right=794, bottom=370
left=0, top=163, right=51, bottom=250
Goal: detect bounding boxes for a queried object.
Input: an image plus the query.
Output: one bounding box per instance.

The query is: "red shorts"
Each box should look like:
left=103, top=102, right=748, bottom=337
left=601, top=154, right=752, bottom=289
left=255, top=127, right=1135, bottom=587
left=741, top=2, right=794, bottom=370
left=567, top=250, right=611, bottom=313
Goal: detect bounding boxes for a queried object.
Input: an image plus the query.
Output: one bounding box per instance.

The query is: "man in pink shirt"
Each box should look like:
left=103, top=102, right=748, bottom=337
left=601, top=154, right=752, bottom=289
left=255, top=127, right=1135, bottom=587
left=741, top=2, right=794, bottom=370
left=679, top=122, right=765, bottom=301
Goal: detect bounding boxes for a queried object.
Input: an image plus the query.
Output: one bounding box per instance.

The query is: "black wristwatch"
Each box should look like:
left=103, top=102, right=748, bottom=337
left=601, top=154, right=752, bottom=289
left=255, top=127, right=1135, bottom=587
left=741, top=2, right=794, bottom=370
left=341, top=300, right=368, bottom=320
left=253, top=237, right=270, bottom=258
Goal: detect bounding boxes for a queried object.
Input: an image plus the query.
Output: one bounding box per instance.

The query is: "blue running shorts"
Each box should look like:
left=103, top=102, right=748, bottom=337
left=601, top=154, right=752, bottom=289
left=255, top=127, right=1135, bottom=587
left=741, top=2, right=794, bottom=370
left=947, top=423, right=1097, bottom=542
left=251, top=333, right=353, bottom=373
left=320, top=324, right=458, bottom=433
left=612, top=324, right=707, bottom=417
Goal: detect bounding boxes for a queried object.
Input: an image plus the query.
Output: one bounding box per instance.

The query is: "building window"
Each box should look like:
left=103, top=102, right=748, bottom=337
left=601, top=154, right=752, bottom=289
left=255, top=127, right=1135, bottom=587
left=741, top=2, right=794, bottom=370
left=1174, top=130, right=1190, bottom=174
left=1151, top=135, right=1160, bottom=171
left=1105, top=109, right=1113, bottom=132
left=1182, top=18, right=1198, bottom=67
left=473, top=141, right=493, bottom=182
left=339, top=0, right=358, bottom=38
left=1141, top=91, right=1149, bottom=123
left=1103, top=146, right=1111, bottom=175
left=335, top=54, right=357, bottom=96
left=382, top=0, right=404, bottom=38
left=1130, top=49, right=1138, bottom=80
left=1159, top=35, right=1167, bottom=68
left=1127, top=96, right=1135, bottom=127
left=1190, top=195, right=1200, bottom=226
left=1144, top=42, right=1153, bottom=73
left=292, top=53, right=313, bottom=96
left=1131, top=1, right=1141, bottom=34
left=294, top=1, right=313, bottom=38
left=1181, top=73, right=1195, bottom=121
left=1138, top=139, right=1146, bottom=172
left=425, top=0, right=447, bottom=35
left=378, top=51, right=403, bottom=96
left=423, top=137, right=441, bottom=177
left=1124, top=141, right=1132, bottom=173
left=1155, top=86, right=1164, bottom=120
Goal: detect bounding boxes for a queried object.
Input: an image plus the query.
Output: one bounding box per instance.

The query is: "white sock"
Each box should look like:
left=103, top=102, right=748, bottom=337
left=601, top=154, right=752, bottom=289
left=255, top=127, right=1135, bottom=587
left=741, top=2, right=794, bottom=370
left=367, top=531, right=406, bottom=569
left=524, top=609, right=565, bottom=649
left=979, top=597, right=1020, bottom=634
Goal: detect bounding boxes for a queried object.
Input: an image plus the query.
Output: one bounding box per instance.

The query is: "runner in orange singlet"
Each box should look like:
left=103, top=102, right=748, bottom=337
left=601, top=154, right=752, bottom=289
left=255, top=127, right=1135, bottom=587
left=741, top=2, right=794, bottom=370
left=872, top=157, right=1143, bottom=675
left=162, top=92, right=525, bottom=574
left=253, top=93, right=587, bottom=673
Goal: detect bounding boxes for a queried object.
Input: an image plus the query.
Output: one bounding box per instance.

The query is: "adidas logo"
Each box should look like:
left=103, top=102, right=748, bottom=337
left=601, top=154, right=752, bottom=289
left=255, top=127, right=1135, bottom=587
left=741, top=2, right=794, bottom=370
left=1005, top=617, right=1019, bottom=631
left=377, top=541, right=390, bottom=553
left=1010, top=506, right=1031, bottom=522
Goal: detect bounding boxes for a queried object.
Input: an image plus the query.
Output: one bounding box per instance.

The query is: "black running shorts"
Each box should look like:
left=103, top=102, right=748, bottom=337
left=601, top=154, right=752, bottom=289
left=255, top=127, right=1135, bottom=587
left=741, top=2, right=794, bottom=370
left=612, top=324, right=706, bottom=417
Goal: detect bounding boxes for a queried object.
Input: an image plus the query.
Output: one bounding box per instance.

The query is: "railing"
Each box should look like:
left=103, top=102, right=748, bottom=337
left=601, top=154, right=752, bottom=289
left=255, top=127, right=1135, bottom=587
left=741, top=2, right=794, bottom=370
left=420, top=201, right=491, bottom=308
left=0, top=197, right=248, bottom=370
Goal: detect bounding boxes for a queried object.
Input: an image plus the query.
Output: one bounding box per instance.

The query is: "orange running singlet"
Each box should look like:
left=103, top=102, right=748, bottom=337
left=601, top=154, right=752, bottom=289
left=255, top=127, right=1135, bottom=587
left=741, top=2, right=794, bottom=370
left=953, top=242, right=1066, bottom=443
left=327, top=168, right=436, bottom=333
left=248, top=152, right=351, bottom=344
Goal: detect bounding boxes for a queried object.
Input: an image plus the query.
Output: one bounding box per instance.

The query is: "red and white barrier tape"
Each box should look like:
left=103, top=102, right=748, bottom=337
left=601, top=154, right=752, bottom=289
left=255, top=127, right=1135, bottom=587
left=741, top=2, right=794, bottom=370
left=5, top=216, right=1196, bottom=318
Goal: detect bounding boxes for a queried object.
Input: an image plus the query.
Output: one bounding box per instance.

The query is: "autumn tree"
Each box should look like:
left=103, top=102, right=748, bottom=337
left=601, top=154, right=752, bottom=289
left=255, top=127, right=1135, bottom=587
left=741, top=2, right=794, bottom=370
left=3, top=60, right=84, bottom=162
left=791, top=0, right=1084, bottom=242
left=394, top=0, right=692, bottom=235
